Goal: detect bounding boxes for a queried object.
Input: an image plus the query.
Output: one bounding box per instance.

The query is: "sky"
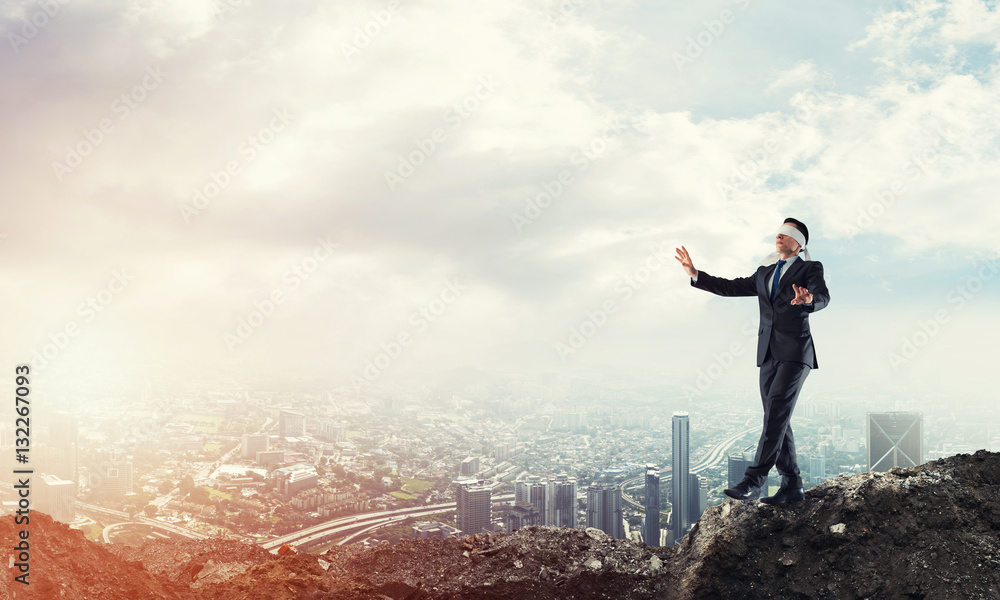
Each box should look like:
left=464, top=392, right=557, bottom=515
left=2, top=0, right=999, bottom=409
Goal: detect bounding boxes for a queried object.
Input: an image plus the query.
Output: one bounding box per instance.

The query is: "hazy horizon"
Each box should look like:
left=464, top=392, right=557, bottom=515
left=2, top=0, right=999, bottom=413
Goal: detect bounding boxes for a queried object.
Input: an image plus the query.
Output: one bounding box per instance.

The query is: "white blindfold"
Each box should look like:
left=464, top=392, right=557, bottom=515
left=761, top=224, right=811, bottom=265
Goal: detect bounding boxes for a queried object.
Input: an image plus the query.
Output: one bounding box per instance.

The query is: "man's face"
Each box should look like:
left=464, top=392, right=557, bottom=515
left=776, top=222, right=802, bottom=254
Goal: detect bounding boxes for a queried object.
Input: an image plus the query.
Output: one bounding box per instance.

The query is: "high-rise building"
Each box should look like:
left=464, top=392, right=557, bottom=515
left=565, top=412, right=587, bottom=431
left=585, top=483, right=624, bottom=538
left=547, top=474, right=577, bottom=528
left=493, top=437, right=517, bottom=462
left=278, top=410, right=306, bottom=438
left=37, top=474, right=76, bottom=522
left=727, top=448, right=755, bottom=488
left=810, top=456, right=827, bottom=484
left=643, top=465, right=661, bottom=546
left=242, top=434, right=269, bottom=459
left=671, top=412, right=690, bottom=542
left=460, top=456, right=480, bottom=477
left=516, top=475, right=547, bottom=518
left=47, top=412, right=79, bottom=489
left=89, top=449, right=133, bottom=497
left=457, top=482, right=492, bottom=535
left=868, top=412, right=923, bottom=472
left=318, top=421, right=346, bottom=443
left=688, top=473, right=707, bottom=524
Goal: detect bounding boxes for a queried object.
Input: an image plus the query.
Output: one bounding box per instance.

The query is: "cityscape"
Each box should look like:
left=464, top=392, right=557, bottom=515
left=4, top=0, right=1000, bottom=596
left=3, top=372, right=996, bottom=552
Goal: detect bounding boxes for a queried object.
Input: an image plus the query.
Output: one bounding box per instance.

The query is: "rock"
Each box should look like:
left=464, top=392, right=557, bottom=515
left=10, top=451, right=1000, bottom=600
left=649, top=556, right=663, bottom=571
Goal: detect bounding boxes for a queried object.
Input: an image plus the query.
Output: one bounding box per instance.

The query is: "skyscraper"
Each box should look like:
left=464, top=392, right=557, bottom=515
left=727, top=448, right=755, bottom=488
left=516, top=475, right=547, bottom=519
left=671, top=412, right=690, bottom=542
left=688, top=473, right=707, bottom=524
left=585, top=483, right=623, bottom=539
left=37, top=474, right=76, bottom=523
left=89, top=449, right=133, bottom=497
left=47, top=412, right=79, bottom=490
left=456, top=481, right=492, bottom=535
left=318, top=421, right=346, bottom=442
left=868, top=412, right=923, bottom=472
left=460, top=456, right=480, bottom=477
left=278, top=410, right=306, bottom=438
left=643, top=465, right=660, bottom=546
left=810, top=456, right=827, bottom=484
left=547, top=474, right=577, bottom=528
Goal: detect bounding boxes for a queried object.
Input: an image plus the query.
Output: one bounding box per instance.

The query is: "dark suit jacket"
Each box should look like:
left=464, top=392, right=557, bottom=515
left=691, top=259, right=830, bottom=368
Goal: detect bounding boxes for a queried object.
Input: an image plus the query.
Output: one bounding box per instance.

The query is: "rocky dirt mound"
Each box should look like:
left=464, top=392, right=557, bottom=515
left=673, top=449, right=1000, bottom=599
left=4, top=451, right=1000, bottom=599
left=318, top=525, right=677, bottom=600
left=112, top=537, right=275, bottom=588
left=0, top=511, right=191, bottom=600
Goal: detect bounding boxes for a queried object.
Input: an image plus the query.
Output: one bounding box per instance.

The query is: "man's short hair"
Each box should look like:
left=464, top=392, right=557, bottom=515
left=783, top=218, right=809, bottom=246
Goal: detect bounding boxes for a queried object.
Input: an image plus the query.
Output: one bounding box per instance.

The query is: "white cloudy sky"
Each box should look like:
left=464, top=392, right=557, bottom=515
left=2, top=0, right=999, bottom=407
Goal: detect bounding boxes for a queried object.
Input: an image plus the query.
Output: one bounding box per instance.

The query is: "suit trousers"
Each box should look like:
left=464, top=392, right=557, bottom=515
left=744, top=345, right=810, bottom=489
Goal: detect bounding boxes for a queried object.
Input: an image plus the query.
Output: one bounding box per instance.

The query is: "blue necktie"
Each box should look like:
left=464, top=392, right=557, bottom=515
left=769, top=260, right=786, bottom=302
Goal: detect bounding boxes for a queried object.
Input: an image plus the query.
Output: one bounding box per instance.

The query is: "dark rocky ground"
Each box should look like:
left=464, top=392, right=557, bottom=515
left=4, top=450, right=1000, bottom=599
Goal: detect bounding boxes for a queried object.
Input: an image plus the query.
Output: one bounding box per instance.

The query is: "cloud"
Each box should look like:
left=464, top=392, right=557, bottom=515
left=1, top=0, right=998, bottom=405
left=765, top=60, right=823, bottom=95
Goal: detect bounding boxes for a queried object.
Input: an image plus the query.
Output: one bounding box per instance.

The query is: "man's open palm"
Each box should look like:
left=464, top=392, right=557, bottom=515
left=675, top=246, right=697, bottom=278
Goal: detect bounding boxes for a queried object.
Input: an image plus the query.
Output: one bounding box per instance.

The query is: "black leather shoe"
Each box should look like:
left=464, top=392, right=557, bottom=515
left=723, top=481, right=761, bottom=501
left=759, top=487, right=804, bottom=505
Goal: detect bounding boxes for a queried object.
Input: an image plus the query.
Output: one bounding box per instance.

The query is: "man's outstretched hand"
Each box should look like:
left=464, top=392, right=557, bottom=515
left=791, top=284, right=813, bottom=305
left=675, top=246, right=698, bottom=278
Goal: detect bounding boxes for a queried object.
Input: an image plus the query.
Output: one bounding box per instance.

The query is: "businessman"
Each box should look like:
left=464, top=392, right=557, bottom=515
left=675, top=218, right=830, bottom=505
